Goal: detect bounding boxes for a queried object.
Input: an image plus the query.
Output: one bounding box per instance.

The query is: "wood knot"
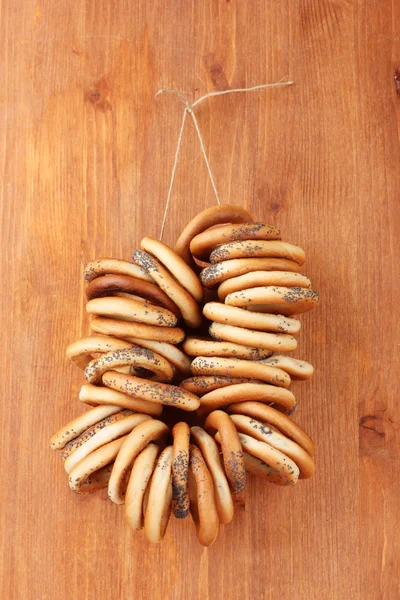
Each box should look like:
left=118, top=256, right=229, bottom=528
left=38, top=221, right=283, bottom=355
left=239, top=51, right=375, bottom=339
left=86, top=77, right=112, bottom=111
left=359, top=412, right=397, bottom=458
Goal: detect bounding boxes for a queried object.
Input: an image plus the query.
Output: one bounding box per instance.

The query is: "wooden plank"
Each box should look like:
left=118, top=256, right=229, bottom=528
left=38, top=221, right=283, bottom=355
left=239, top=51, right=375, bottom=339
left=0, top=0, right=399, bottom=598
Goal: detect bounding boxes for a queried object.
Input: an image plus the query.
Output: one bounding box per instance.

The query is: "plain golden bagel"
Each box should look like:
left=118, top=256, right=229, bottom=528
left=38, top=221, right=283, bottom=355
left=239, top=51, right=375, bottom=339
left=66, top=336, right=132, bottom=369
left=171, top=422, right=190, bottom=519
left=175, top=204, right=253, bottom=268
left=197, top=382, right=297, bottom=415
left=210, top=240, right=306, bottom=265
left=225, top=286, right=320, bottom=315
left=91, top=315, right=185, bottom=344
left=209, top=322, right=298, bottom=352
left=86, top=296, right=178, bottom=327
left=102, top=371, right=201, bottom=411
left=140, top=236, right=204, bottom=303
left=86, top=273, right=181, bottom=316
left=183, top=336, right=273, bottom=360
left=144, top=446, right=174, bottom=543
left=191, top=356, right=291, bottom=388
left=125, top=443, right=160, bottom=530
left=217, top=270, right=312, bottom=301
left=133, top=249, right=202, bottom=328
left=190, top=427, right=234, bottom=525
left=200, top=257, right=301, bottom=288
left=84, top=258, right=153, bottom=283
left=188, top=444, right=220, bottom=546
left=190, top=222, right=281, bottom=261
left=203, top=302, right=301, bottom=334
left=79, top=384, right=163, bottom=416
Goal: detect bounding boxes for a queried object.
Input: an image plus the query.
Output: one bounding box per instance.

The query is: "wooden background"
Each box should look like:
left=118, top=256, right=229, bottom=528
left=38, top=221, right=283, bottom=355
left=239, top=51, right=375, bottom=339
left=1, top=0, right=399, bottom=598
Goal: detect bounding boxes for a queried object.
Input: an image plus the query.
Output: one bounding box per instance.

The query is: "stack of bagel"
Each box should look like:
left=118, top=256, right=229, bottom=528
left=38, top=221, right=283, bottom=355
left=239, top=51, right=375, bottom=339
left=50, top=204, right=319, bottom=547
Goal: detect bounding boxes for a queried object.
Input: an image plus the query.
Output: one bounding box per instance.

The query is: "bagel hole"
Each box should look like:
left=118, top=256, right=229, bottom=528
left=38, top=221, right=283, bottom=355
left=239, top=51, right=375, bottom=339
left=161, top=406, right=206, bottom=432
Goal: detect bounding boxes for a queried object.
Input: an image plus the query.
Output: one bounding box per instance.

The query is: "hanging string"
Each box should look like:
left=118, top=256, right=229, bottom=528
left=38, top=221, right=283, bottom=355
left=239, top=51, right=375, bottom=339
left=156, top=79, right=294, bottom=240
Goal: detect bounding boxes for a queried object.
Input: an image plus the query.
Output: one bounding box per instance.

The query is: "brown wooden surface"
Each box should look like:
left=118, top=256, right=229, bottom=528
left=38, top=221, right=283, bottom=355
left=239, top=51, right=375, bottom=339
left=1, top=1, right=399, bottom=598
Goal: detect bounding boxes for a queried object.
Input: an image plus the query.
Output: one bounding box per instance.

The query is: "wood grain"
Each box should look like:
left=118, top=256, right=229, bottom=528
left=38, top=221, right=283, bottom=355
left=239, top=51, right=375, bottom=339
left=1, top=0, right=399, bottom=598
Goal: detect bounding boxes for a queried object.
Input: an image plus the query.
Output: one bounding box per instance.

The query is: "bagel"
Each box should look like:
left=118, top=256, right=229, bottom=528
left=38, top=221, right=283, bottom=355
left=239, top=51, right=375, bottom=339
left=50, top=405, right=121, bottom=450
left=203, top=302, right=301, bottom=334
left=175, top=204, right=253, bottom=268
left=60, top=410, right=133, bottom=462
left=123, top=338, right=191, bottom=376
left=91, top=316, right=185, bottom=344
left=226, top=402, right=315, bottom=457
left=69, top=436, right=128, bottom=493
left=229, top=414, right=315, bottom=479
left=140, top=237, right=203, bottom=303
left=180, top=375, right=263, bottom=395
left=198, top=382, right=297, bottom=415
left=66, top=336, right=132, bottom=369
left=204, top=410, right=246, bottom=496
left=188, top=444, right=219, bottom=546
left=190, top=222, right=280, bottom=261
left=78, top=384, right=163, bottom=416
left=210, top=240, right=305, bottom=265
left=171, top=422, right=190, bottom=519
left=86, top=296, right=177, bottom=327
left=133, top=250, right=202, bottom=328
left=235, top=432, right=299, bottom=486
left=102, top=371, right=200, bottom=411
left=191, top=356, right=291, bottom=388
left=242, top=452, right=288, bottom=486
left=259, top=355, right=314, bottom=380
left=64, top=414, right=151, bottom=474
left=86, top=274, right=180, bottom=316
left=84, top=258, right=153, bottom=283
left=144, top=446, right=173, bottom=543
left=217, top=271, right=312, bottom=301
left=77, top=464, right=114, bottom=493
left=108, top=419, right=169, bottom=504
left=200, top=258, right=301, bottom=288
left=209, top=322, right=298, bottom=352
left=183, top=336, right=273, bottom=361
left=190, top=427, right=234, bottom=525
left=225, top=286, right=320, bottom=315
left=125, top=443, right=160, bottom=530
left=84, top=346, right=175, bottom=385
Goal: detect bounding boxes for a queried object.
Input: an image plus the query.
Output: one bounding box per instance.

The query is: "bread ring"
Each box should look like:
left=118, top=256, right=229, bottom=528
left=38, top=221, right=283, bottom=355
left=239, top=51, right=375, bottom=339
left=175, top=204, right=253, bottom=268
left=198, top=383, right=297, bottom=415
left=69, top=436, right=128, bottom=492
left=230, top=414, right=315, bottom=479
left=218, top=271, right=312, bottom=301
left=66, top=336, right=132, bottom=369
left=242, top=452, right=288, bottom=486
left=226, top=402, right=315, bottom=457
left=203, top=302, right=301, bottom=334
left=225, top=286, right=320, bottom=316
left=183, top=336, right=273, bottom=361
left=49, top=405, right=121, bottom=450
left=84, top=258, right=153, bottom=283
left=259, top=355, right=314, bottom=380
left=102, top=371, right=200, bottom=411
left=235, top=432, right=299, bottom=486
left=84, top=346, right=174, bottom=385
left=78, top=384, right=163, bottom=416
left=210, top=240, right=306, bottom=266
left=204, top=410, right=246, bottom=496
left=125, top=443, right=160, bottom=530
left=86, top=274, right=180, bottom=316
left=144, top=446, right=173, bottom=543
left=133, top=250, right=202, bottom=328
left=190, top=427, right=234, bottom=525
left=200, top=258, right=301, bottom=288
left=140, top=237, right=203, bottom=303
left=171, top=422, right=190, bottom=518
left=60, top=409, right=133, bottom=461
left=77, top=464, right=114, bottom=493
left=108, top=419, right=169, bottom=504
left=86, top=296, right=178, bottom=327
left=191, top=356, right=291, bottom=388
left=123, top=338, right=191, bottom=376
left=64, top=413, right=152, bottom=474
left=188, top=444, right=220, bottom=546
left=180, top=375, right=263, bottom=395
left=190, top=222, right=280, bottom=261
left=91, top=316, right=185, bottom=344
left=209, top=322, right=298, bottom=352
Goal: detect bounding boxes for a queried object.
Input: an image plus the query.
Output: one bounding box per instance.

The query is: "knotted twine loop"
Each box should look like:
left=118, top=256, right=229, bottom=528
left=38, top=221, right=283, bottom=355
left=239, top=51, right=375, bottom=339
left=156, top=79, right=294, bottom=241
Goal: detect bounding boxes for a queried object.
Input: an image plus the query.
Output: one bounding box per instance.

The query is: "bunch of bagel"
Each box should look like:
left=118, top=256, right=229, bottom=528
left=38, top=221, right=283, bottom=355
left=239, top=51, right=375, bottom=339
left=50, top=205, right=319, bottom=546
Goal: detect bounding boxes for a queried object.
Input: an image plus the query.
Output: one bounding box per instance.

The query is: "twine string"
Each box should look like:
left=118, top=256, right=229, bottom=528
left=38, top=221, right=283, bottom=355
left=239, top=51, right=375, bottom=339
left=156, top=79, right=294, bottom=241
